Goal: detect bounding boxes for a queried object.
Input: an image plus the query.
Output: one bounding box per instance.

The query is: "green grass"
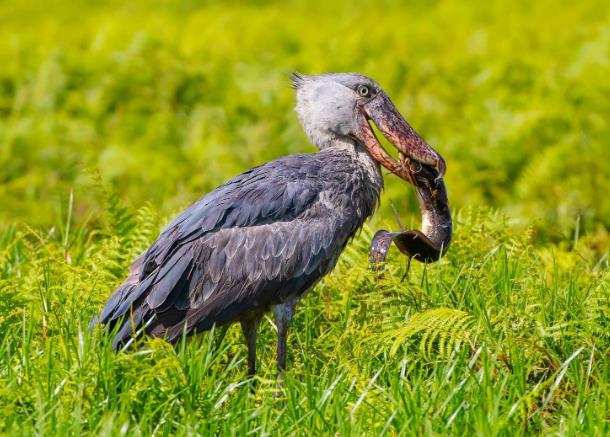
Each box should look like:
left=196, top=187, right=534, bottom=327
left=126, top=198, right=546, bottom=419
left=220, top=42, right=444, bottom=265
left=1, top=0, right=609, bottom=435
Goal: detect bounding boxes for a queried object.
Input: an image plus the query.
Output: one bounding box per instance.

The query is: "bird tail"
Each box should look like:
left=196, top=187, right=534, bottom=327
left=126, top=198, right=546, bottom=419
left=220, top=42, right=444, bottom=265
left=110, top=306, right=155, bottom=350
left=90, top=253, right=153, bottom=350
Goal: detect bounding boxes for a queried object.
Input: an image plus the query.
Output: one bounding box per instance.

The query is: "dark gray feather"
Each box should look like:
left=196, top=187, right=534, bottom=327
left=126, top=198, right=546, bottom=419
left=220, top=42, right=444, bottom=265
left=93, top=147, right=383, bottom=349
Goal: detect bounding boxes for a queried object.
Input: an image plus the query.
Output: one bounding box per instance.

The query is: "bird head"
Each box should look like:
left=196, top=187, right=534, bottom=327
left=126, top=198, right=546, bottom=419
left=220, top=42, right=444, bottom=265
left=292, top=72, right=445, bottom=181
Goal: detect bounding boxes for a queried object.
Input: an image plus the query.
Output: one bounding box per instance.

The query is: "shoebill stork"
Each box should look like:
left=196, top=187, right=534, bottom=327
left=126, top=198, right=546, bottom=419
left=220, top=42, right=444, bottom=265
left=92, top=72, right=445, bottom=375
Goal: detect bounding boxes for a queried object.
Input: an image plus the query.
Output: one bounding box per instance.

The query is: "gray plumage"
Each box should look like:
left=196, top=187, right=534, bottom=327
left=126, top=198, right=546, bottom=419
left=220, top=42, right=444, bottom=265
left=98, top=150, right=381, bottom=350
left=94, top=72, right=440, bottom=374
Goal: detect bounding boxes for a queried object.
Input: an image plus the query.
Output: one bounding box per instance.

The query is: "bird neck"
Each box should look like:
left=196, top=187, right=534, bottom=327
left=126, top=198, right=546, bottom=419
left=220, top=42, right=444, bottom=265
left=326, top=138, right=384, bottom=189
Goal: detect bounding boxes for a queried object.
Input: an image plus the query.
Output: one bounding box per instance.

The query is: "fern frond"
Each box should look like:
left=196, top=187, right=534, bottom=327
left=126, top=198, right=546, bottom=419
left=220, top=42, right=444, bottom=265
left=130, top=202, right=160, bottom=255
left=386, top=308, right=477, bottom=360
left=103, top=189, right=136, bottom=242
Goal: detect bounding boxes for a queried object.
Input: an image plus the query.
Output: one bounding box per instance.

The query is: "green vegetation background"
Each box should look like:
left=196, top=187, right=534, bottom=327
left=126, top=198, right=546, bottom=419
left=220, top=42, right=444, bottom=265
left=0, top=0, right=609, bottom=435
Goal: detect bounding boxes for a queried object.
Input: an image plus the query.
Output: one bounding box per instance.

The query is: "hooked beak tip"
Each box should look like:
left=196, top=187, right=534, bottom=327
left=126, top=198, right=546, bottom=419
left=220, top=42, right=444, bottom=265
left=360, top=93, right=446, bottom=180
left=437, top=157, right=447, bottom=176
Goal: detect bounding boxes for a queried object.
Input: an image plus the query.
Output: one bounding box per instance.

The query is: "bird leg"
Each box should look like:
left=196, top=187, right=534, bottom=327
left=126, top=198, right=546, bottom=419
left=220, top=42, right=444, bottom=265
left=240, top=316, right=261, bottom=376
left=272, top=296, right=298, bottom=375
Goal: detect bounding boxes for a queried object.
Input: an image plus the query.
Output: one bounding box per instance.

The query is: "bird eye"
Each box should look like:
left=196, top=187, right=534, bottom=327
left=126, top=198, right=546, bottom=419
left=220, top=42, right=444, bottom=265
left=357, top=84, right=371, bottom=98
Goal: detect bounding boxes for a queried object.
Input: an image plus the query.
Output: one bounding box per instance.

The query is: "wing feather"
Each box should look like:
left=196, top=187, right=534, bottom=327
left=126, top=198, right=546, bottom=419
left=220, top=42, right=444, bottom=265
left=94, top=152, right=363, bottom=348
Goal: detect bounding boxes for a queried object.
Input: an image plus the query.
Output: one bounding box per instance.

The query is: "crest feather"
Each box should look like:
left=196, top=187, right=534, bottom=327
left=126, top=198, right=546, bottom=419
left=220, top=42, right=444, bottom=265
left=290, top=72, right=307, bottom=89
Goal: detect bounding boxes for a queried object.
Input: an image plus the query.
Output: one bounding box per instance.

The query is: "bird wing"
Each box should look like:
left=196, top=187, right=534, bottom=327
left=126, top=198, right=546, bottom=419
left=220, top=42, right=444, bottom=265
left=96, top=154, right=351, bottom=346
left=151, top=217, right=342, bottom=343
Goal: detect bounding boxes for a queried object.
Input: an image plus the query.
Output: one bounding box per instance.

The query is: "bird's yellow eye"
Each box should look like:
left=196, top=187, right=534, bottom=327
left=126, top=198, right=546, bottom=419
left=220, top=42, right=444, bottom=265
left=357, top=84, right=371, bottom=97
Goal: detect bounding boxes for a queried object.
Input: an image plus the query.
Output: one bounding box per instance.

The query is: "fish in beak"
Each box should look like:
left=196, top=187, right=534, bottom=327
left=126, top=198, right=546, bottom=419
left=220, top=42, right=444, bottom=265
left=355, top=91, right=445, bottom=182
left=356, top=89, right=452, bottom=265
